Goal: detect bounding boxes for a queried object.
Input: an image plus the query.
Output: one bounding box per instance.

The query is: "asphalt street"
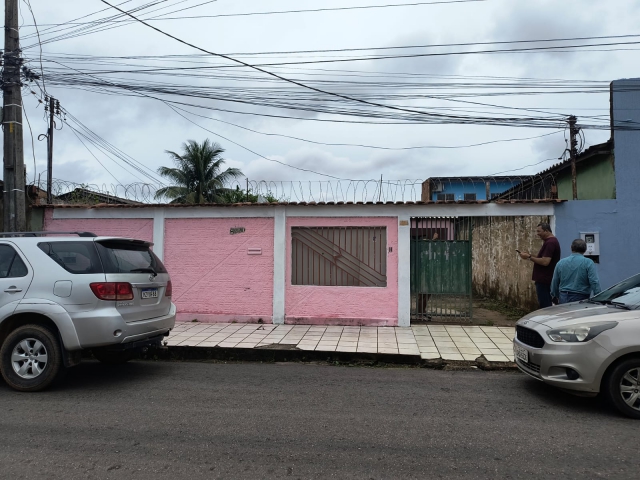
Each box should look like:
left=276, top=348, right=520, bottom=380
left=0, top=360, right=637, bottom=479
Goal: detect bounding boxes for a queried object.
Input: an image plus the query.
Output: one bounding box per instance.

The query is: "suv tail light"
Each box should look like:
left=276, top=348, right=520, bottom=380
left=90, top=282, right=134, bottom=301
left=165, top=280, right=172, bottom=297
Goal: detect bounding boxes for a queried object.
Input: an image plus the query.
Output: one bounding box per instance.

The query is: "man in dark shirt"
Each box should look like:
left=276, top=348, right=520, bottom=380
left=519, top=222, right=561, bottom=309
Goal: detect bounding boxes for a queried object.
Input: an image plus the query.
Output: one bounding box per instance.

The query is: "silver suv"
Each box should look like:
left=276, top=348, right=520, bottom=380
left=0, top=232, right=176, bottom=392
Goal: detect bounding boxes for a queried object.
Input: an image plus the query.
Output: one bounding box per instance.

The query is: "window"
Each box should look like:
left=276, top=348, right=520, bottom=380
left=0, top=245, right=28, bottom=278
left=411, top=228, right=448, bottom=241
left=38, top=241, right=102, bottom=274
left=436, top=193, right=455, bottom=201
left=291, top=227, right=387, bottom=287
left=95, top=240, right=167, bottom=274
left=463, top=193, right=477, bottom=201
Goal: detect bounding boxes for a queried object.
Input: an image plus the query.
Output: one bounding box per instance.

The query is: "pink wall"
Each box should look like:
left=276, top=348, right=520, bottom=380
left=44, top=209, right=153, bottom=242
left=164, top=218, right=274, bottom=323
left=285, top=217, right=398, bottom=326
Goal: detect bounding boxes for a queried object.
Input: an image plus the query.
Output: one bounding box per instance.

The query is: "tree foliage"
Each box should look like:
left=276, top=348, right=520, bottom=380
left=155, top=140, right=243, bottom=204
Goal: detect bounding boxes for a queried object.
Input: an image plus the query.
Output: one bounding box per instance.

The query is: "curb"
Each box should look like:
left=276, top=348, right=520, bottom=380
left=138, top=345, right=518, bottom=371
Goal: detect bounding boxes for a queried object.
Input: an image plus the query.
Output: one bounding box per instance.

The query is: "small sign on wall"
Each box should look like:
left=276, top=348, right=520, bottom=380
left=230, top=227, right=245, bottom=235
left=399, top=220, right=409, bottom=226
left=248, top=248, right=262, bottom=255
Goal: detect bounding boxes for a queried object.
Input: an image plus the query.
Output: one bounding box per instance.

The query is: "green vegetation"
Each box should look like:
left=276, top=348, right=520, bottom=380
left=155, top=139, right=243, bottom=204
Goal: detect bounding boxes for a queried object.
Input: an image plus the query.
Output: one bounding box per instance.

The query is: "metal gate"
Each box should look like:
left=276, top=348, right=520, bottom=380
left=410, top=217, right=472, bottom=322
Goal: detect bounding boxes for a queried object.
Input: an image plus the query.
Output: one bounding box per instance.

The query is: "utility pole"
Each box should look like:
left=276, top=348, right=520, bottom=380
left=3, top=0, right=26, bottom=231
left=45, top=96, right=57, bottom=204
left=568, top=115, right=579, bottom=200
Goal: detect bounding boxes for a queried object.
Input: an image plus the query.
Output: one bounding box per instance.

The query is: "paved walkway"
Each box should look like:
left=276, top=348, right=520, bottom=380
left=167, top=323, right=515, bottom=362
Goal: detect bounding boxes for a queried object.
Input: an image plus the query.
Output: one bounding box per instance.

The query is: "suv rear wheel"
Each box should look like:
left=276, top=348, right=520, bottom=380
left=0, top=325, right=63, bottom=392
left=604, top=358, right=640, bottom=419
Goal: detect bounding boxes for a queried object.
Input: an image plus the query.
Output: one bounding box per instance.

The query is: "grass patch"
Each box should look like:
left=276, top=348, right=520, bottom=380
left=475, top=297, right=529, bottom=321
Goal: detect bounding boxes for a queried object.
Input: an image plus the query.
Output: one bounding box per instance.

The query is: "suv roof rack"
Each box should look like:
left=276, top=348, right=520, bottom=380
left=0, top=231, right=97, bottom=238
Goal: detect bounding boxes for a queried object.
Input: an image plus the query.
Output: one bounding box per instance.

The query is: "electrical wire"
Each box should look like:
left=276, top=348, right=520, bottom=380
left=66, top=123, right=125, bottom=184
left=170, top=104, right=565, bottom=150
left=91, top=1, right=640, bottom=132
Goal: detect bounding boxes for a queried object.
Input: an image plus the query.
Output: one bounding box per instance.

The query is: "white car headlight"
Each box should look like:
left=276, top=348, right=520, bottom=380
left=546, top=322, right=618, bottom=343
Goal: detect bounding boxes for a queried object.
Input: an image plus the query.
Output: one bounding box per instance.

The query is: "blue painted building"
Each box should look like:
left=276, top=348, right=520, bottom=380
left=554, top=78, right=640, bottom=289
left=421, top=176, right=531, bottom=202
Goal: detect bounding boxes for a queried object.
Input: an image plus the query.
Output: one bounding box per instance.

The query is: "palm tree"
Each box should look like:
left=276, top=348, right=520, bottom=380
left=155, top=140, right=243, bottom=204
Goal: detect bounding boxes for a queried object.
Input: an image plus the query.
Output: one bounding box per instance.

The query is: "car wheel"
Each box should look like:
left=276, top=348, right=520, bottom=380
left=0, top=325, right=63, bottom=392
left=92, top=349, right=135, bottom=365
left=604, top=358, right=640, bottom=419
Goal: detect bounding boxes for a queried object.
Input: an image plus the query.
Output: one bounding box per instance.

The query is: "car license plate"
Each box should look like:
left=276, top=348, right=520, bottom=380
left=141, top=288, right=158, bottom=299
left=514, top=344, right=529, bottom=362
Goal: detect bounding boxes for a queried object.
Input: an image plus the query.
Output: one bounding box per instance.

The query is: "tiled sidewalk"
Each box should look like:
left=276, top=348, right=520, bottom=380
left=167, top=323, right=515, bottom=362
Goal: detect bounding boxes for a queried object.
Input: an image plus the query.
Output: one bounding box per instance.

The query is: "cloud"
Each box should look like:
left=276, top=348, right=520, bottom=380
left=483, top=0, right=612, bottom=77
left=15, top=0, right=640, bottom=197
left=531, top=132, right=569, bottom=161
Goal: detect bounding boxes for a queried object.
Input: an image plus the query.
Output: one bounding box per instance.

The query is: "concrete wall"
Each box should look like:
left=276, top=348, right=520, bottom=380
left=28, top=207, right=44, bottom=232
left=554, top=200, right=618, bottom=289
left=165, top=218, right=274, bottom=323
left=472, top=216, right=549, bottom=311
left=43, top=209, right=154, bottom=242
left=557, top=153, right=615, bottom=200
left=285, top=217, right=398, bottom=326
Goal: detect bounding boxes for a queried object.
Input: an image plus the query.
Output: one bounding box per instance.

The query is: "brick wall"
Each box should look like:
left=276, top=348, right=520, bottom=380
left=164, top=218, right=275, bottom=322
left=43, top=208, right=153, bottom=242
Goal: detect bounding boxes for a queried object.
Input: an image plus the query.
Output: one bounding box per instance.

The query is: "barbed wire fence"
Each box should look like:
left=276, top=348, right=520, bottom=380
left=30, top=174, right=562, bottom=206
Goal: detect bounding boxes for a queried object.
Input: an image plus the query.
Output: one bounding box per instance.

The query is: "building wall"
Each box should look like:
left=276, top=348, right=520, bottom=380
left=554, top=200, right=618, bottom=289
left=285, top=217, right=398, bottom=326
left=43, top=208, right=154, bottom=241
left=164, top=218, right=275, bottom=323
left=556, top=153, right=616, bottom=200
left=43, top=202, right=556, bottom=325
left=472, top=216, right=549, bottom=311
left=555, top=78, right=640, bottom=290
left=428, top=179, right=523, bottom=201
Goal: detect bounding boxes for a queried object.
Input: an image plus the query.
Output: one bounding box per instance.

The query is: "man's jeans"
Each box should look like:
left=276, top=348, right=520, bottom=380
left=559, top=291, right=590, bottom=304
left=535, top=282, right=553, bottom=309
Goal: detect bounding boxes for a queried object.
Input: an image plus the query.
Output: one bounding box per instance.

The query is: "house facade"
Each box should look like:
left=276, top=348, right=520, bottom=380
left=41, top=202, right=557, bottom=326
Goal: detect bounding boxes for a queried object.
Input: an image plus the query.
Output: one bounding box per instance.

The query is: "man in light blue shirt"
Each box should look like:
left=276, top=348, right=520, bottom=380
left=551, top=239, right=601, bottom=304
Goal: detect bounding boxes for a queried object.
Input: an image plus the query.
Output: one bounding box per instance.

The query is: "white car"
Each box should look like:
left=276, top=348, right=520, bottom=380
left=514, top=273, right=640, bottom=419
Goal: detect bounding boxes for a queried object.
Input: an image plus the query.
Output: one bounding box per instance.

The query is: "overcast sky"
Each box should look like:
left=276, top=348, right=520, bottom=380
left=14, top=0, right=640, bottom=201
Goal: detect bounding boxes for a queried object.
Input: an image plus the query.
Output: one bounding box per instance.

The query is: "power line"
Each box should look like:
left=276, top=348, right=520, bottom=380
left=91, top=3, right=601, bottom=130
left=66, top=122, right=125, bottom=184
left=17, top=0, right=487, bottom=28
left=488, top=158, right=559, bottom=176
left=171, top=104, right=565, bottom=150
left=164, top=101, right=349, bottom=180
left=128, top=0, right=489, bottom=20
left=221, top=33, right=640, bottom=56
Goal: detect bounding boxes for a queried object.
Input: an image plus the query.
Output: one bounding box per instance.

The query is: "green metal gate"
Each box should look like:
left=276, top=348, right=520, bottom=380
left=410, top=217, right=472, bottom=322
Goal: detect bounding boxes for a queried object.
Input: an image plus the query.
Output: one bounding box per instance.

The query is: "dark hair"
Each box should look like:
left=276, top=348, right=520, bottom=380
left=537, top=222, right=552, bottom=233
left=571, top=239, right=587, bottom=253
